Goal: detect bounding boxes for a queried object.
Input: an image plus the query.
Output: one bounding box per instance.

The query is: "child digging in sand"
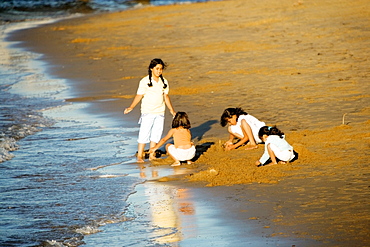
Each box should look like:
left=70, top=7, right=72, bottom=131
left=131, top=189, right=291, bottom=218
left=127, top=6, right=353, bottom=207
left=255, top=126, right=296, bottom=167
left=150, top=112, right=196, bottom=167
left=220, top=107, right=265, bottom=150
left=124, top=58, right=176, bottom=163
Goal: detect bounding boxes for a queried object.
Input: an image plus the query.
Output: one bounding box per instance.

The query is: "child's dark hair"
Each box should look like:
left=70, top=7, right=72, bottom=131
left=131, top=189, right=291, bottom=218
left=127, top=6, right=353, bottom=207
left=220, top=107, right=248, bottom=127
left=172, top=112, right=191, bottom=129
left=148, top=58, right=167, bottom=89
left=258, top=126, right=285, bottom=139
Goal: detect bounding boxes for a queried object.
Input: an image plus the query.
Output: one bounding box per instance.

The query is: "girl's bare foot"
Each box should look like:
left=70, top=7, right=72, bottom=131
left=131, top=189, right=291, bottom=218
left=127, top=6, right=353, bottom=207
left=149, top=153, right=156, bottom=161
left=245, top=145, right=258, bottom=150
left=171, top=161, right=181, bottom=167
left=264, top=162, right=277, bottom=166
left=187, top=160, right=192, bottom=165
left=137, top=158, right=144, bottom=163
left=278, top=161, right=287, bottom=164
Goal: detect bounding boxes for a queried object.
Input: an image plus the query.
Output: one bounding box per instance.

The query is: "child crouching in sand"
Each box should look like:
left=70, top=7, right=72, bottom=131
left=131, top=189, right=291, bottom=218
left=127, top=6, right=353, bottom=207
left=255, top=126, right=296, bottom=167
left=220, top=107, right=265, bottom=150
left=150, top=112, right=196, bottom=166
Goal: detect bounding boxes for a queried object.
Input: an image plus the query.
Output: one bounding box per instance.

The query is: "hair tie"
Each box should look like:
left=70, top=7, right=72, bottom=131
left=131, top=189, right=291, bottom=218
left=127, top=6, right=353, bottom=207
left=267, top=126, right=272, bottom=130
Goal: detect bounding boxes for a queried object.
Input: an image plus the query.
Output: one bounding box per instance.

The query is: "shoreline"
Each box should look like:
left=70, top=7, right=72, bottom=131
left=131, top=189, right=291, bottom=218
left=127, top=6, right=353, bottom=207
left=7, top=0, right=370, bottom=245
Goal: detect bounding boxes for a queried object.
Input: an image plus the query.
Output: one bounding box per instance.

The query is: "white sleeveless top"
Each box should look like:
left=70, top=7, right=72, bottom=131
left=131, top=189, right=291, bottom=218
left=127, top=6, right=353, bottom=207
left=229, top=114, right=265, bottom=143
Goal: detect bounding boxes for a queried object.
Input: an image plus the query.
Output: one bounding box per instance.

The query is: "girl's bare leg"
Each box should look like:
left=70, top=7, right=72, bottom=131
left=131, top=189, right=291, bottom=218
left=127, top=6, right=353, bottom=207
left=166, top=144, right=180, bottom=166
left=243, top=123, right=258, bottom=149
left=137, top=143, right=145, bottom=163
left=229, top=132, right=243, bottom=140
left=149, top=141, right=157, bottom=160
left=267, top=144, right=278, bottom=164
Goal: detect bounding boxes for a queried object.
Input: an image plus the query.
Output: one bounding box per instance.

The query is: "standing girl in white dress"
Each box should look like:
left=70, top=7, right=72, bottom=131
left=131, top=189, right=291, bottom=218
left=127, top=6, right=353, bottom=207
left=124, top=58, right=176, bottom=163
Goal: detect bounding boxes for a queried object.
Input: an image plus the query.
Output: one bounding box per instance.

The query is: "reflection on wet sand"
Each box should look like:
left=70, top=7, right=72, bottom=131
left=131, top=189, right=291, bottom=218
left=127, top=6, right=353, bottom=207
left=138, top=164, right=158, bottom=178
left=140, top=166, right=196, bottom=244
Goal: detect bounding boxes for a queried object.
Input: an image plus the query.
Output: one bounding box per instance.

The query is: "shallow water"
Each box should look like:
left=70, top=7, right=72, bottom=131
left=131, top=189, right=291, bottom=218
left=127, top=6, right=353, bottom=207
left=0, top=20, right=151, bottom=246
left=0, top=0, right=218, bottom=23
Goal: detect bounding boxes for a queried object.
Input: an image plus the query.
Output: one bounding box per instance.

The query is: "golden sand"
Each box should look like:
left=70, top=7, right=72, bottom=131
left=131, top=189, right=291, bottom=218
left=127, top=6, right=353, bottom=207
left=19, top=0, right=370, bottom=244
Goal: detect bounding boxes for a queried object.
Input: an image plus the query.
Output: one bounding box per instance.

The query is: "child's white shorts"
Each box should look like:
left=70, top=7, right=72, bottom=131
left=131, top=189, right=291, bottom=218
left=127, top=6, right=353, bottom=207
left=167, top=145, right=196, bottom=161
left=270, top=143, right=295, bottom=162
left=137, top=113, right=164, bottom=144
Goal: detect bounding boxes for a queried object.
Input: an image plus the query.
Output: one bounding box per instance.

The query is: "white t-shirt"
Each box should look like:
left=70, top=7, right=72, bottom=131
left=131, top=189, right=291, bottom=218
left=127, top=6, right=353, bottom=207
left=136, top=75, right=169, bottom=114
left=259, top=135, right=294, bottom=164
left=229, top=114, right=265, bottom=143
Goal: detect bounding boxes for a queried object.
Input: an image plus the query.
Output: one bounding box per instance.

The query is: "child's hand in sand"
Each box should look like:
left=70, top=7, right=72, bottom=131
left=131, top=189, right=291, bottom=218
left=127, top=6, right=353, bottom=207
left=223, top=141, right=234, bottom=151
left=255, top=160, right=261, bottom=166
left=224, top=143, right=235, bottom=151
left=225, top=140, right=233, bottom=146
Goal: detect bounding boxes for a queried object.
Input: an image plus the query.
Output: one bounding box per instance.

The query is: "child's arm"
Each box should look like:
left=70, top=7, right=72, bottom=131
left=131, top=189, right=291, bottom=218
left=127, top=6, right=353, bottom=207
left=164, top=94, right=176, bottom=117
left=150, top=129, right=175, bottom=153
left=226, top=120, right=252, bottom=150
left=226, top=133, right=235, bottom=144
left=223, top=134, right=235, bottom=150
left=124, top=95, right=143, bottom=114
left=256, top=144, right=270, bottom=166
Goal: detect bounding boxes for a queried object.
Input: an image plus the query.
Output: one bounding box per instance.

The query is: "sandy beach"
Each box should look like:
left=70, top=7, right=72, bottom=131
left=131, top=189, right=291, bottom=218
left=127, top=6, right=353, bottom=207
left=9, top=0, right=370, bottom=245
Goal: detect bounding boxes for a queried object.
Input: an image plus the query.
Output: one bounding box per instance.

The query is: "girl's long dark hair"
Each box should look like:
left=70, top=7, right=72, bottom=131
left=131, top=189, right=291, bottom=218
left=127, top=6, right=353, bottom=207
left=148, top=58, right=167, bottom=89
left=172, top=112, right=191, bottom=129
left=258, top=126, right=285, bottom=139
left=220, top=107, right=248, bottom=127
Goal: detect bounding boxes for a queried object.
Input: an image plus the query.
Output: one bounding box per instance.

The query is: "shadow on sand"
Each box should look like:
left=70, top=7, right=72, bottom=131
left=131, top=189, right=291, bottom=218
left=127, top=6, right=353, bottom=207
left=190, top=120, right=218, bottom=162
left=191, top=120, right=218, bottom=141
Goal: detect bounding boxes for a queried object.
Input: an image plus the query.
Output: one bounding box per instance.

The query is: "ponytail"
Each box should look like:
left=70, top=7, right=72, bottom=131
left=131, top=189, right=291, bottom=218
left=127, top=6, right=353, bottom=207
left=258, top=126, right=285, bottom=139
left=160, top=75, right=167, bottom=89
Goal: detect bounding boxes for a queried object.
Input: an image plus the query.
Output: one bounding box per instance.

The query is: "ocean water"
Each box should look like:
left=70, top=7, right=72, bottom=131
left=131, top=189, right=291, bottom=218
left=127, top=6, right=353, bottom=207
left=0, top=20, right=144, bottom=246
left=0, top=1, right=217, bottom=246
left=0, top=0, right=216, bottom=23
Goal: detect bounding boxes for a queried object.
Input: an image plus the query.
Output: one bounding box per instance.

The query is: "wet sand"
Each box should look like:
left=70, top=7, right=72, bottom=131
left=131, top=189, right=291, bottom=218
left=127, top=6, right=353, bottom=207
left=9, top=0, right=370, bottom=245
